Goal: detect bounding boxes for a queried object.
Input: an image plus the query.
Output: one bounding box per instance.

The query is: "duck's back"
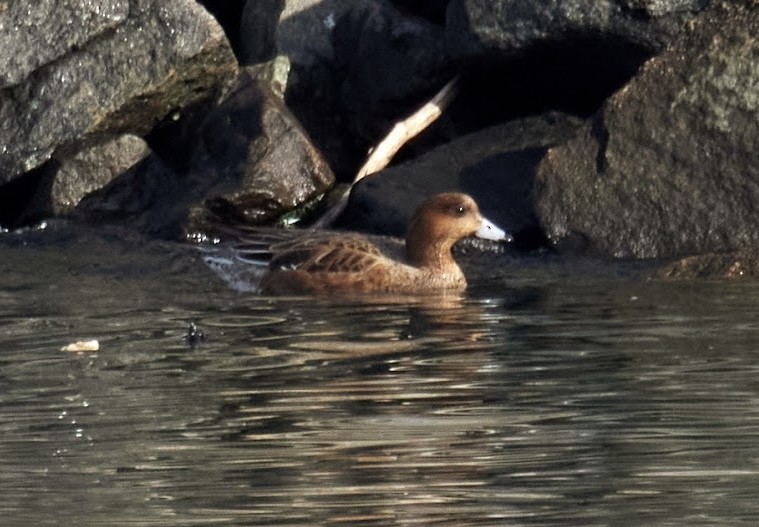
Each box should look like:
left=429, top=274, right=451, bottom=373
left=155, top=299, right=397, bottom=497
left=260, top=234, right=465, bottom=295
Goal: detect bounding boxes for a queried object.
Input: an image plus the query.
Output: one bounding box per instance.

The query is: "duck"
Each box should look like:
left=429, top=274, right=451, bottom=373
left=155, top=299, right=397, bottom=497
left=230, top=192, right=510, bottom=296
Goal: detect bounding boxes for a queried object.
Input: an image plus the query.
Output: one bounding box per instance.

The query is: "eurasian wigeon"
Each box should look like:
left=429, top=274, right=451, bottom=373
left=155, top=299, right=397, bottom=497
left=231, top=193, right=510, bottom=295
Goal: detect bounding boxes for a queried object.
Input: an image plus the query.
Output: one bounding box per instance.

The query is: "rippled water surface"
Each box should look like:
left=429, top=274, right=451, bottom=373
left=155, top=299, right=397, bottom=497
left=2, top=225, right=759, bottom=526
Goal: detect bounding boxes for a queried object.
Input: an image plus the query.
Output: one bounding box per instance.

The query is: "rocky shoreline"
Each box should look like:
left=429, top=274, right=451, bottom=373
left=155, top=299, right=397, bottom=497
left=1, top=0, right=757, bottom=278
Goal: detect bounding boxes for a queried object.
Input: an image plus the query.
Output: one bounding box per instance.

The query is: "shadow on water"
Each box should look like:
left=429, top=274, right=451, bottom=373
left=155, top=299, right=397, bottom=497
left=2, top=222, right=759, bottom=526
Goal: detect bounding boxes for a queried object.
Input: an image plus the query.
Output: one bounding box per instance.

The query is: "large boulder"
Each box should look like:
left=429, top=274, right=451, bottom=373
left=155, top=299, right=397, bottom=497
left=73, top=149, right=184, bottom=238
left=76, top=69, right=336, bottom=238
left=535, top=1, right=759, bottom=259
left=330, top=1, right=448, bottom=145
left=0, top=0, right=238, bottom=185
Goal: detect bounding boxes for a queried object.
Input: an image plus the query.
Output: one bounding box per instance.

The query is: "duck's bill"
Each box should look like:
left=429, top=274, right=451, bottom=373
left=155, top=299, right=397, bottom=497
left=477, top=217, right=513, bottom=242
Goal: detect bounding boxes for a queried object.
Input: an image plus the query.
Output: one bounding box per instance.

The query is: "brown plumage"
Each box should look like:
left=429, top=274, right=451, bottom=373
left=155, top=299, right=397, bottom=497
left=236, top=193, right=509, bottom=296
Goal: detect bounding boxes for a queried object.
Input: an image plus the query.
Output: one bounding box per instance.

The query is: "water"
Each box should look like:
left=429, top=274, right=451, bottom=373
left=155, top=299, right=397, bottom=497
left=2, top=223, right=759, bottom=526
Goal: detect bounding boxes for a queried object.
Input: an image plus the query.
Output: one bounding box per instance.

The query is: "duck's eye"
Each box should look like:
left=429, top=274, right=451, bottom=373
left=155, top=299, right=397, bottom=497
left=454, top=205, right=467, bottom=216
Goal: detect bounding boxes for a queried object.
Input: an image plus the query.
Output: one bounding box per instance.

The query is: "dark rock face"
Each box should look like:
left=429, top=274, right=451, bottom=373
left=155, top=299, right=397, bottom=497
left=185, top=71, right=335, bottom=232
left=441, top=0, right=709, bottom=129
left=446, top=0, right=712, bottom=59
left=238, top=0, right=285, bottom=63
left=0, top=0, right=238, bottom=185
left=535, top=2, right=759, bottom=259
left=389, top=0, right=448, bottom=25
left=340, top=113, right=583, bottom=247
left=331, top=2, right=449, bottom=143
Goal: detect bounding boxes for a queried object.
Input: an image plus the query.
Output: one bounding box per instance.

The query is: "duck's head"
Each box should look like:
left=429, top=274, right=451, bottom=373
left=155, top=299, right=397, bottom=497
left=406, top=193, right=510, bottom=268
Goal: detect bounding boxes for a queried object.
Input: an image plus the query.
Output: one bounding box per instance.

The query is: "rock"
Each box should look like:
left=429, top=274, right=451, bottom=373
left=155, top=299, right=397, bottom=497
left=339, top=112, right=583, bottom=248
left=245, top=55, right=291, bottom=99
left=196, top=0, right=248, bottom=57
left=13, top=134, right=151, bottom=226
left=535, top=2, right=759, bottom=259
left=268, top=0, right=346, bottom=68
left=49, top=135, right=151, bottom=215
left=74, top=69, right=336, bottom=238
left=0, top=1, right=128, bottom=88
left=184, top=70, right=335, bottom=233
left=0, top=0, right=238, bottom=185
left=240, top=0, right=366, bottom=177
left=446, top=0, right=712, bottom=60
left=270, top=0, right=450, bottom=178
left=239, top=0, right=284, bottom=63
left=74, top=149, right=185, bottom=238
left=655, top=250, right=759, bottom=280
left=330, top=0, right=449, bottom=150
left=442, top=0, right=708, bottom=123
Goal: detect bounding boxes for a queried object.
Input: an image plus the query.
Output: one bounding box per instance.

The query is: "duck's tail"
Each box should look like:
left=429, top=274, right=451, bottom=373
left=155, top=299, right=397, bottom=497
left=191, top=226, right=312, bottom=292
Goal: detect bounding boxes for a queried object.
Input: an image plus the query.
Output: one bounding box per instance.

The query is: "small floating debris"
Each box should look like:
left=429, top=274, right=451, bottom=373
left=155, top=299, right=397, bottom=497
left=61, top=340, right=100, bottom=353
left=181, top=322, right=205, bottom=347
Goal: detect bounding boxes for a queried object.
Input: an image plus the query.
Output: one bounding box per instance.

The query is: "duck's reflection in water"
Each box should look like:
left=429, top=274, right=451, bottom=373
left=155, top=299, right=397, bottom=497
left=209, top=295, right=521, bottom=526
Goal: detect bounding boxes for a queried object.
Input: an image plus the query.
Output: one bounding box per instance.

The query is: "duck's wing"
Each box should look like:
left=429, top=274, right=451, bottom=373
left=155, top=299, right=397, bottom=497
left=269, top=235, right=388, bottom=273
left=212, top=225, right=405, bottom=273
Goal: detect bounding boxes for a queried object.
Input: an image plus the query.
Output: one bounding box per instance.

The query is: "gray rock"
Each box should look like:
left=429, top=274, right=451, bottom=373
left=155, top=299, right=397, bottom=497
left=185, top=70, right=335, bottom=232
left=0, top=0, right=128, bottom=88
left=0, top=0, right=238, bottom=184
left=330, top=0, right=448, bottom=144
left=50, top=135, right=151, bottom=215
left=245, top=55, right=291, bottom=99
left=340, top=113, right=583, bottom=245
left=446, top=0, right=712, bottom=60
left=535, top=2, right=759, bottom=259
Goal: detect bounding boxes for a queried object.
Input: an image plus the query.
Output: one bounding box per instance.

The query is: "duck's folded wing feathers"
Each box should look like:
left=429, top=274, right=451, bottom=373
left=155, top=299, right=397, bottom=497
left=270, top=236, right=386, bottom=273
left=216, top=226, right=405, bottom=273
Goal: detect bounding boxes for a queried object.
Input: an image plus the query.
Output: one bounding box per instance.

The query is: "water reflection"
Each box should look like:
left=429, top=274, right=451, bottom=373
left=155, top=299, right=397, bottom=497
left=2, top=228, right=759, bottom=525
